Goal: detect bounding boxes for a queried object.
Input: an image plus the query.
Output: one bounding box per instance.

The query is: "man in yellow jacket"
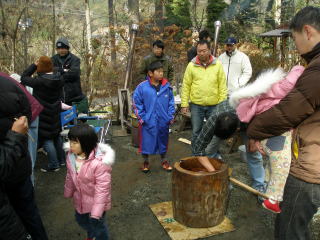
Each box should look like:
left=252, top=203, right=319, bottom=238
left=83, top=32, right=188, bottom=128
left=181, top=40, right=227, bottom=155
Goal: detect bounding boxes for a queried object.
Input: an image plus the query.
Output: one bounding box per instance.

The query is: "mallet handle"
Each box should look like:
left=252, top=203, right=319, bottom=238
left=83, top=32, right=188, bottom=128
left=230, top=177, right=269, bottom=199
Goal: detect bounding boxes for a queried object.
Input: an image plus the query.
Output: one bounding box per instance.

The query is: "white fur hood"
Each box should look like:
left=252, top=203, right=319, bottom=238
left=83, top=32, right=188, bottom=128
left=229, top=68, right=287, bottom=108
left=96, top=143, right=115, bottom=166
left=64, top=142, right=115, bottom=166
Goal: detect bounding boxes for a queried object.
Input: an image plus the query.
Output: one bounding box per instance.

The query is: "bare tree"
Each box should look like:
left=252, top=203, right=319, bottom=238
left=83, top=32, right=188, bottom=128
left=85, top=0, right=93, bottom=56
left=0, top=0, right=28, bottom=72
left=191, top=0, right=205, bottom=33
left=108, top=0, right=116, bottom=64
left=128, top=0, right=140, bottom=24
left=154, top=0, right=164, bottom=32
left=52, top=0, right=56, bottom=56
left=85, top=0, right=94, bottom=100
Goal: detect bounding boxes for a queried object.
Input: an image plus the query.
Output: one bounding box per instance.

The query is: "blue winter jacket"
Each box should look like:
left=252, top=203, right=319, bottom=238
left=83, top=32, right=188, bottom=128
left=133, top=78, right=175, bottom=154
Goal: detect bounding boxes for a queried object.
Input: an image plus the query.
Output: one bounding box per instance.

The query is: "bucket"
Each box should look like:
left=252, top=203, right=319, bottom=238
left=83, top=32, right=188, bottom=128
left=129, top=114, right=140, bottom=147
left=238, top=145, right=247, bottom=162
left=172, top=157, right=229, bottom=228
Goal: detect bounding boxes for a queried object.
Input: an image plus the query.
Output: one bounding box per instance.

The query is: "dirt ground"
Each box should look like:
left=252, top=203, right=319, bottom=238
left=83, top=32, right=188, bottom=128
left=34, top=126, right=320, bottom=240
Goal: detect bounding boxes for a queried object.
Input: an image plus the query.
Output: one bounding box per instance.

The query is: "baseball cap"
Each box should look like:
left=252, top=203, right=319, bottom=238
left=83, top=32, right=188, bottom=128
left=225, top=37, right=237, bottom=45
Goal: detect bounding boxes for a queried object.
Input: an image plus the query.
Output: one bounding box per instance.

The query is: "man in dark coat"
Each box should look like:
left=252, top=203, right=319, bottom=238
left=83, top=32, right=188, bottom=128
left=138, top=40, right=174, bottom=83
left=0, top=75, right=48, bottom=240
left=51, top=37, right=86, bottom=108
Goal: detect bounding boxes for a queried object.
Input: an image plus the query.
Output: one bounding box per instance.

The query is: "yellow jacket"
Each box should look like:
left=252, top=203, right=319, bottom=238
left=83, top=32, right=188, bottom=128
left=181, top=56, right=227, bottom=107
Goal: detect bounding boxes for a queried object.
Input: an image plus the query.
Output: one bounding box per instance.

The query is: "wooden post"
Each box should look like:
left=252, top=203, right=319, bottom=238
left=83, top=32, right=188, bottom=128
left=118, top=89, right=132, bottom=130
left=281, top=35, right=288, bottom=67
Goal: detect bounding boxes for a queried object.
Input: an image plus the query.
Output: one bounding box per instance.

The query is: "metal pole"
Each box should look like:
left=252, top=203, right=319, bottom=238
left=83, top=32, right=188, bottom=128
left=212, top=20, right=221, bottom=57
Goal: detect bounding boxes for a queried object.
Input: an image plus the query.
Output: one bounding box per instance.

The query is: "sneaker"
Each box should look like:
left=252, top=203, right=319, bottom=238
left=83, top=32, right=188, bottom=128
left=161, top=161, right=173, bottom=172
left=40, top=166, right=60, bottom=173
left=254, top=185, right=266, bottom=204
left=37, top=148, right=47, bottom=156
left=262, top=199, right=281, bottom=213
left=141, top=161, right=150, bottom=173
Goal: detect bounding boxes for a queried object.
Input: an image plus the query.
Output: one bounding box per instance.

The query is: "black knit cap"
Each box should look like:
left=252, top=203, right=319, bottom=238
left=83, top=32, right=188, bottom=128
left=56, top=42, right=69, bottom=49
left=56, top=37, right=70, bottom=49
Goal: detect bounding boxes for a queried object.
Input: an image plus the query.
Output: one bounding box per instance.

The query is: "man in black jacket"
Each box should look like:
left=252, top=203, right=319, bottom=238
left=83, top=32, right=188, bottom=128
left=0, top=75, right=48, bottom=240
left=52, top=37, right=87, bottom=110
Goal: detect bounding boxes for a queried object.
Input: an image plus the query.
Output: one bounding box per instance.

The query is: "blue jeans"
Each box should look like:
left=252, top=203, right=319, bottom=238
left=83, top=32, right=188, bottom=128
left=75, top=212, right=109, bottom=240
left=240, top=131, right=265, bottom=189
left=275, top=175, right=320, bottom=239
left=190, top=103, right=217, bottom=155
left=28, top=117, right=39, bottom=185
left=42, top=136, right=65, bottom=169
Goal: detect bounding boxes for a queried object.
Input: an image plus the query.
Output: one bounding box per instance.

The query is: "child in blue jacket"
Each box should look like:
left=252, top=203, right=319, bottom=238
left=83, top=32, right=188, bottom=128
left=133, top=61, right=175, bottom=173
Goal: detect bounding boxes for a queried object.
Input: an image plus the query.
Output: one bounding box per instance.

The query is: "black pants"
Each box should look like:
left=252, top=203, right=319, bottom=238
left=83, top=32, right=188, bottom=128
left=275, top=174, right=320, bottom=240
left=6, top=178, right=48, bottom=240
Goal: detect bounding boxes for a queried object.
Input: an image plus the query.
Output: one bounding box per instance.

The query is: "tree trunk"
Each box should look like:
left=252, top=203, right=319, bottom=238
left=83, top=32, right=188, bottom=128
left=23, top=0, right=29, bottom=69
left=52, top=0, right=56, bottom=56
left=12, top=39, right=16, bottom=72
left=85, top=0, right=94, bottom=100
left=128, top=0, right=140, bottom=24
left=108, top=0, right=116, bottom=65
left=154, top=0, right=164, bottom=32
left=280, top=0, right=294, bottom=25
left=191, top=0, right=205, bottom=33
left=85, top=0, right=93, bottom=56
left=274, top=0, right=281, bottom=26
left=12, top=6, right=27, bottom=72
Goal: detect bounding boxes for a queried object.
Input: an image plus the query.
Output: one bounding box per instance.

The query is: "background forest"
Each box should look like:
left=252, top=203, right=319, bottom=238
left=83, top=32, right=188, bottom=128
left=1, top=0, right=319, bottom=104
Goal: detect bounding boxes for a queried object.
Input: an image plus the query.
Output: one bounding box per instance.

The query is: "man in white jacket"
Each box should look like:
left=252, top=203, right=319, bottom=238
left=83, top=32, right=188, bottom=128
left=218, top=37, right=252, bottom=93
left=217, top=37, right=266, bottom=197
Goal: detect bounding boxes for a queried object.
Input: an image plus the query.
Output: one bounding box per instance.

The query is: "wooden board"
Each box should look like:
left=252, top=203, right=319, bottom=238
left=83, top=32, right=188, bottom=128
left=178, top=138, right=191, bottom=145
left=149, top=201, right=235, bottom=240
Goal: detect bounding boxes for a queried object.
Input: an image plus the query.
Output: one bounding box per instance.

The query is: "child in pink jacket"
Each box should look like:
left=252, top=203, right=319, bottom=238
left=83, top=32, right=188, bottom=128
left=64, top=124, right=115, bottom=240
left=229, top=65, right=304, bottom=213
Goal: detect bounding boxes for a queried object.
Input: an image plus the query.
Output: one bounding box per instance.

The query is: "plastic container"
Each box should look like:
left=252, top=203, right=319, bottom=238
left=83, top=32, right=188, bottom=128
left=238, top=145, right=247, bottom=162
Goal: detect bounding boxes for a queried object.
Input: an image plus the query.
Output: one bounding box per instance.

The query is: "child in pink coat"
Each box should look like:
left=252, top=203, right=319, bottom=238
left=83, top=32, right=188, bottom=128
left=229, top=65, right=305, bottom=213
left=64, top=124, right=115, bottom=240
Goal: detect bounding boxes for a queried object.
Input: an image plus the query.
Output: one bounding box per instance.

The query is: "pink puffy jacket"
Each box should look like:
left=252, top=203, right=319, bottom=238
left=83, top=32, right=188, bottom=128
left=229, top=65, right=305, bottom=123
left=64, top=143, right=115, bottom=218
